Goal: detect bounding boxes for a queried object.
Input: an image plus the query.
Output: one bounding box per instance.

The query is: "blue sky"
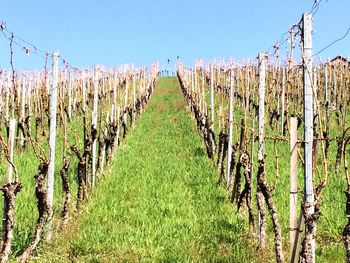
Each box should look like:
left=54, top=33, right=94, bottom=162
left=0, top=0, right=349, bottom=70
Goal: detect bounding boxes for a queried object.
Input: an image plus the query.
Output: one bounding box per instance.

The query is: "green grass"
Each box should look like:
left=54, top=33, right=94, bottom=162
left=0, top=116, right=84, bottom=256
left=30, top=77, right=251, bottom=262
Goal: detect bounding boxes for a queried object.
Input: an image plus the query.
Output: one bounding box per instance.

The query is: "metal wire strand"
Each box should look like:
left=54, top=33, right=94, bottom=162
left=314, top=26, right=350, bottom=57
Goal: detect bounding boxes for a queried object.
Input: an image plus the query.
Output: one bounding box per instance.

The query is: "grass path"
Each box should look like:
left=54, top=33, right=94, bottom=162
left=34, top=77, right=250, bottom=262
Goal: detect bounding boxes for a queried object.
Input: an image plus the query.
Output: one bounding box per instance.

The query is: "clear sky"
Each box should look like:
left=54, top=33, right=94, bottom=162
left=0, top=0, right=349, bottom=70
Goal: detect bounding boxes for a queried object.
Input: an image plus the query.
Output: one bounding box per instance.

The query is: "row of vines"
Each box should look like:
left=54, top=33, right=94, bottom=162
left=0, top=43, right=159, bottom=261
left=177, top=13, right=349, bottom=263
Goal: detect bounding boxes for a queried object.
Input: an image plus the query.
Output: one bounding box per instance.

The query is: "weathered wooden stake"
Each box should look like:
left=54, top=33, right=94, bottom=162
left=258, top=53, right=267, bottom=175
left=132, top=73, right=136, bottom=128
left=201, top=69, right=205, bottom=114
left=313, top=68, right=317, bottom=112
left=290, top=117, right=298, bottom=259
left=116, top=106, right=121, bottom=146
left=226, top=67, right=234, bottom=187
left=245, top=67, right=250, bottom=123
left=281, top=68, right=285, bottom=135
left=210, top=64, right=215, bottom=129
left=113, top=72, right=117, bottom=123
left=28, top=79, right=32, bottom=116
left=68, top=71, right=72, bottom=120
left=5, top=81, right=9, bottom=121
left=291, top=210, right=305, bottom=263
left=6, top=119, right=16, bottom=183
left=91, top=65, right=99, bottom=187
left=82, top=71, right=86, bottom=112
left=47, top=51, right=59, bottom=207
left=124, top=78, right=129, bottom=127
left=333, top=66, right=337, bottom=107
left=257, top=52, right=268, bottom=248
left=324, top=64, right=328, bottom=104
left=47, top=51, right=59, bottom=239
left=20, top=75, right=26, bottom=148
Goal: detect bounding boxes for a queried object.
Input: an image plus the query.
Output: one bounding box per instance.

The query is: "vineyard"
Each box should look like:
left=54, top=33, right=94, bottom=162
left=176, top=13, right=350, bottom=263
left=0, top=2, right=349, bottom=263
left=0, top=33, right=159, bottom=261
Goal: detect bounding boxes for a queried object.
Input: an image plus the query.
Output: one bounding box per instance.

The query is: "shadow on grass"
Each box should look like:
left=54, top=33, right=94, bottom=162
left=194, top=147, right=205, bottom=157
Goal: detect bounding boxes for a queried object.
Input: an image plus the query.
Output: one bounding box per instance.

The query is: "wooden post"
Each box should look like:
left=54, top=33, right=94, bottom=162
left=47, top=51, right=59, bottom=207
left=333, top=66, right=337, bottom=107
left=111, top=104, right=115, bottom=125
left=245, top=67, right=250, bottom=122
left=191, top=68, right=194, bottom=100
left=150, top=67, right=154, bottom=94
left=250, top=107, right=255, bottom=194
left=194, top=66, right=197, bottom=103
left=218, top=105, right=222, bottom=132
left=201, top=69, right=205, bottom=114
left=82, top=71, right=86, bottom=112
left=258, top=53, right=267, bottom=167
left=113, top=71, right=117, bottom=124
left=20, top=74, right=26, bottom=120
left=46, top=68, right=50, bottom=96
left=324, top=64, right=330, bottom=141
left=132, top=72, right=136, bottom=127
left=20, top=74, right=26, bottom=148
left=313, top=68, right=317, bottom=112
left=291, top=211, right=305, bottom=263
left=258, top=52, right=267, bottom=245
left=6, top=119, right=16, bottom=182
left=101, top=113, right=109, bottom=175
left=1, top=117, right=16, bottom=255
left=73, top=77, right=77, bottom=112
left=139, top=69, right=144, bottom=113
left=116, top=106, right=121, bottom=147
left=324, top=64, right=328, bottom=104
left=16, top=77, right=21, bottom=119
left=5, top=80, right=9, bottom=121
left=68, top=71, right=72, bottom=120
left=210, top=64, right=215, bottom=129
left=34, top=79, right=40, bottom=125
left=281, top=68, right=285, bottom=135
left=28, top=78, right=32, bottom=116
left=290, top=117, right=298, bottom=259
left=302, top=12, right=315, bottom=262
left=123, top=78, right=129, bottom=127
left=92, top=65, right=99, bottom=187
left=226, top=67, right=234, bottom=187
left=102, top=75, right=106, bottom=104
